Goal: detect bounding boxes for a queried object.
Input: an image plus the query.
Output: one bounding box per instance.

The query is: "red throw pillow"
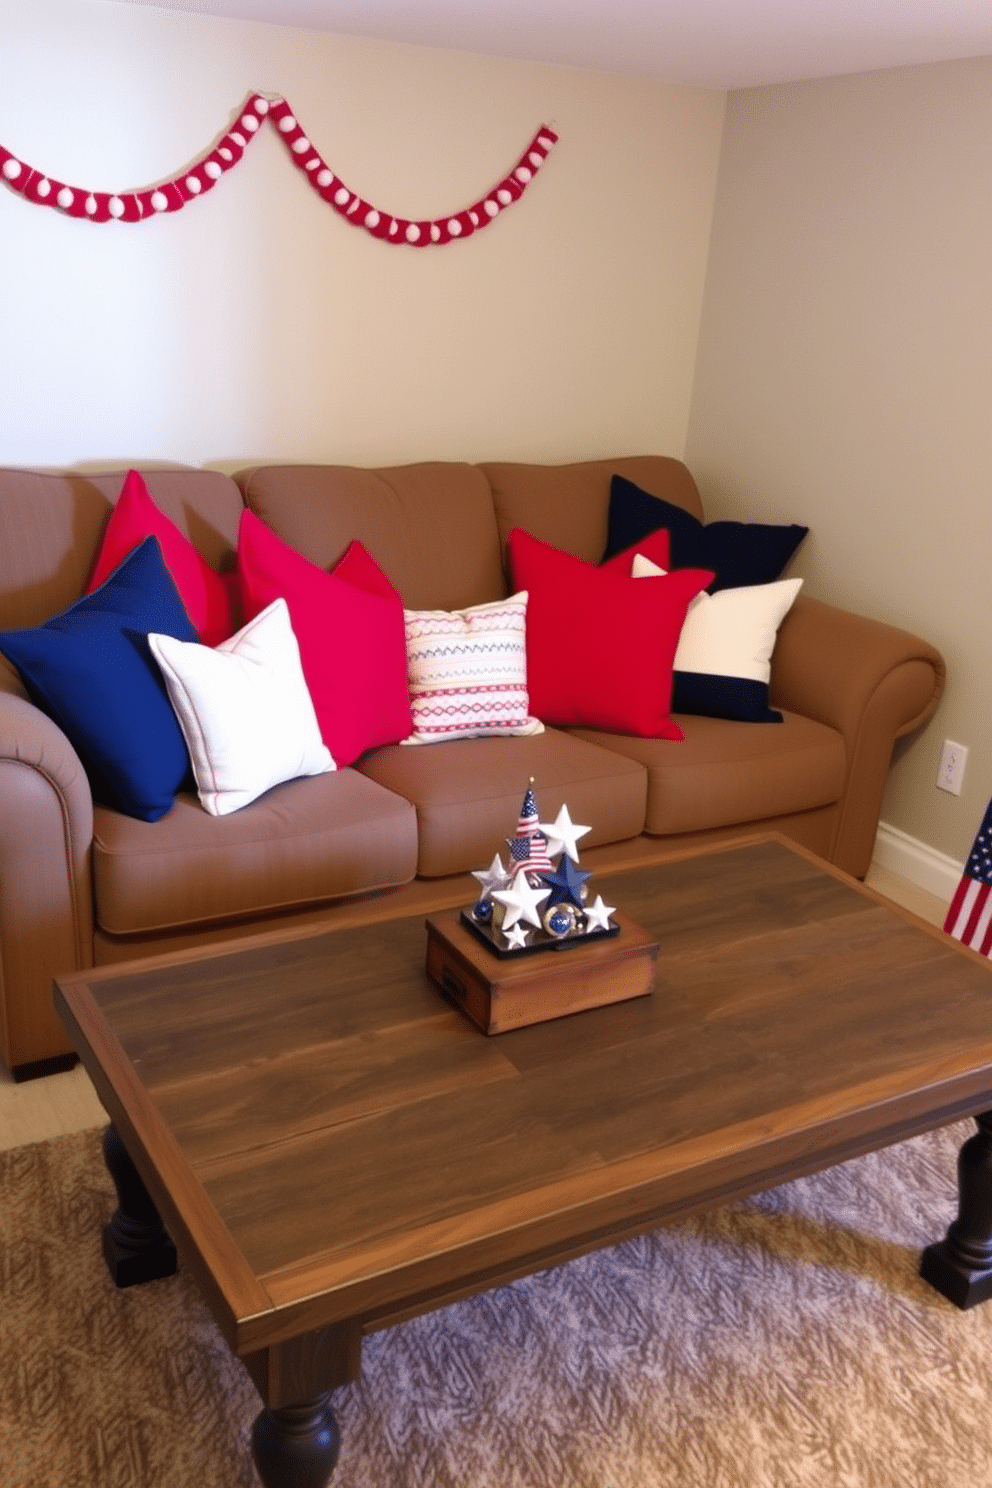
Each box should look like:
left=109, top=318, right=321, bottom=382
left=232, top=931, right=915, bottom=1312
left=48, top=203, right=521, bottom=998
left=507, top=527, right=712, bottom=739
left=599, top=525, right=670, bottom=576
left=237, top=511, right=412, bottom=766
left=87, top=469, right=240, bottom=647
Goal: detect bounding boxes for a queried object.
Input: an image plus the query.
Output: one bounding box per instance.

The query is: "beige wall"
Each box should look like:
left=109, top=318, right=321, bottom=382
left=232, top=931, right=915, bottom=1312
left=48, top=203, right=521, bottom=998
left=0, top=0, right=724, bottom=470
left=686, top=56, right=992, bottom=863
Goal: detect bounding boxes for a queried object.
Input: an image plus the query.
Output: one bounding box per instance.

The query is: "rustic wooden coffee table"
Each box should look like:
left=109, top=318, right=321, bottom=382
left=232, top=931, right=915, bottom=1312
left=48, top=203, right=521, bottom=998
left=54, top=835, right=992, bottom=1487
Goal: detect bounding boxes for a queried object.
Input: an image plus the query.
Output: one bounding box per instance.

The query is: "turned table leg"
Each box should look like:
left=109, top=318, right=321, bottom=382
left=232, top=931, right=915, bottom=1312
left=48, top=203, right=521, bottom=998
left=244, top=1322, right=360, bottom=1488
left=101, top=1124, right=178, bottom=1288
left=251, top=1395, right=341, bottom=1487
left=920, top=1111, right=992, bottom=1309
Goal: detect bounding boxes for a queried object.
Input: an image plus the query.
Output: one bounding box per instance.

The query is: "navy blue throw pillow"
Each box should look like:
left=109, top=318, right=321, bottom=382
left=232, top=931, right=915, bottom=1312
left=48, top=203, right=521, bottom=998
left=0, top=536, right=200, bottom=821
left=604, top=474, right=808, bottom=592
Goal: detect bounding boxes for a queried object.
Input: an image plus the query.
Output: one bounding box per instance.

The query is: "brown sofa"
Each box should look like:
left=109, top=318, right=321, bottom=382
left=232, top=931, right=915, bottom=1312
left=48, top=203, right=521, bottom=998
left=0, top=456, right=944, bottom=1077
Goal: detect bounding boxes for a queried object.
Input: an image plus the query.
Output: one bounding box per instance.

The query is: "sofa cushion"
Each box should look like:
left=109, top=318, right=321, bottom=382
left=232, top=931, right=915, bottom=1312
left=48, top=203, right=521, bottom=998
left=149, top=598, right=336, bottom=817
left=91, top=770, right=418, bottom=936
left=605, top=474, right=808, bottom=591
left=238, top=514, right=412, bottom=766
left=482, top=456, right=705, bottom=568
left=356, top=727, right=647, bottom=878
left=568, top=712, right=846, bottom=837
left=507, top=527, right=712, bottom=739
left=403, top=592, right=543, bottom=745
left=236, top=462, right=506, bottom=612
left=87, top=470, right=242, bottom=646
left=0, top=536, right=200, bottom=823
left=631, top=554, right=803, bottom=723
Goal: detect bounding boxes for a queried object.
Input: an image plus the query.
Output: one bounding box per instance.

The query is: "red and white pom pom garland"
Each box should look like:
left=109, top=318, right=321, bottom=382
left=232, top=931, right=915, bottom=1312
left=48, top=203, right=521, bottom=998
left=0, top=93, right=558, bottom=243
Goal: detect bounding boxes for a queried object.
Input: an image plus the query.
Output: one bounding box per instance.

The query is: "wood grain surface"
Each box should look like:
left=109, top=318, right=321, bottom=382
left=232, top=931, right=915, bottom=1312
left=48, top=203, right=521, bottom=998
left=54, top=835, right=992, bottom=1361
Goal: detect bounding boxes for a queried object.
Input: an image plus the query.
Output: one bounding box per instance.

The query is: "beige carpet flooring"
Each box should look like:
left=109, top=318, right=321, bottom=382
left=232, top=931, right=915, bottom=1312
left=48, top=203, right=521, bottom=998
left=2, top=1119, right=991, bottom=1487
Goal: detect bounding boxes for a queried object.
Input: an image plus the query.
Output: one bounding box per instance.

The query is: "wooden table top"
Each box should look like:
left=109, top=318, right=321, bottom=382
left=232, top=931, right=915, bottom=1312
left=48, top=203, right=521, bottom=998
left=54, top=835, right=992, bottom=1359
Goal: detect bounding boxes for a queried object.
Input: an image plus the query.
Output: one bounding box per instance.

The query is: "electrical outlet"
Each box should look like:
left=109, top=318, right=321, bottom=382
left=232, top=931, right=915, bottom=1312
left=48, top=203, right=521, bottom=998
left=937, top=739, right=968, bottom=795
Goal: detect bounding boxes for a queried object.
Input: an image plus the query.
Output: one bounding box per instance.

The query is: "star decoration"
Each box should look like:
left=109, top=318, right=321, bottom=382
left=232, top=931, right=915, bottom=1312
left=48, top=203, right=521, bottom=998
left=539, top=855, right=592, bottom=909
left=472, top=853, right=510, bottom=899
left=583, top=893, right=616, bottom=933
left=503, top=921, right=530, bottom=950
left=491, top=869, right=551, bottom=930
left=540, top=804, right=591, bottom=863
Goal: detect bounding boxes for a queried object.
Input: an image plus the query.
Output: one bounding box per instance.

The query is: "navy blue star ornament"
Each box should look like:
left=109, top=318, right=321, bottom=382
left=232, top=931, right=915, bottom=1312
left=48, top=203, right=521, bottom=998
left=539, top=855, right=592, bottom=910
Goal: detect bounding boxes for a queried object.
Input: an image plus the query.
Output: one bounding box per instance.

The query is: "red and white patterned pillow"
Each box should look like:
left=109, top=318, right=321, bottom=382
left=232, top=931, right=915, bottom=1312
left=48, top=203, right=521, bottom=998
left=402, top=592, right=544, bottom=745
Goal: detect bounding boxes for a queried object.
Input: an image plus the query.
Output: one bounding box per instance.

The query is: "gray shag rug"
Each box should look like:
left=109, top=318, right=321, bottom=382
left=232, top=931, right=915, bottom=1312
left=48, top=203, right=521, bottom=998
left=1, top=1120, right=990, bottom=1487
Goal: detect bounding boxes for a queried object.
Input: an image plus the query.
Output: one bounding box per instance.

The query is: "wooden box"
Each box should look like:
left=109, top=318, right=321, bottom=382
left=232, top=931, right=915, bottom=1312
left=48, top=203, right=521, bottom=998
left=425, top=909, right=659, bottom=1034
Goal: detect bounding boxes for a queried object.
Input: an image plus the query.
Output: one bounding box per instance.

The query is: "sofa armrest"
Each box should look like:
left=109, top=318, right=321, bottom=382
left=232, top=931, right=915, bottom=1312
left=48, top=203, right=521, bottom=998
left=769, top=595, right=945, bottom=878
left=0, top=687, right=95, bottom=1071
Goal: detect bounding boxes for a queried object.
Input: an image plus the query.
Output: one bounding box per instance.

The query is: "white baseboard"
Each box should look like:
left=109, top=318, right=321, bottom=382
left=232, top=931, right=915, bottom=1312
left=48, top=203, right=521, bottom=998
left=871, top=821, right=962, bottom=903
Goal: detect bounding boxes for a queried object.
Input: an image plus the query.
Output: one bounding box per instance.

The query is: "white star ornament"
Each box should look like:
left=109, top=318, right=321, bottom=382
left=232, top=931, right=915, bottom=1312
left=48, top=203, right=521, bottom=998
left=583, top=894, right=616, bottom=933
left=491, top=869, right=551, bottom=930
left=540, top=804, right=591, bottom=863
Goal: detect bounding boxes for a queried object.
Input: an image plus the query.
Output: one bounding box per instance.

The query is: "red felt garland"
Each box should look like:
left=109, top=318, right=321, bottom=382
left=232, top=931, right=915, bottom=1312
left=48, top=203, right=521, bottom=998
left=0, top=93, right=558, bottom=244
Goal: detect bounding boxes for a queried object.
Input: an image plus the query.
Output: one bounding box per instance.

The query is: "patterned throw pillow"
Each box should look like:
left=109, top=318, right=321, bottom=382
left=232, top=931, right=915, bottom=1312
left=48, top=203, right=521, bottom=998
left=402, top=592, right=544, bottom=745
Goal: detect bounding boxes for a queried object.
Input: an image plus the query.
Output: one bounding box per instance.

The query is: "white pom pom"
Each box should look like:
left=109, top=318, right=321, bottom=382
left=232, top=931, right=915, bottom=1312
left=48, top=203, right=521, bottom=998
left=108, top=195, right=124, bottom=218
left=185, top=175, right=202, bottom=195
left=85, top=194, right=97, bottom=215
left=538, top=134, right=554, bottom=149
left=151, top=190, right=168, bottom=211
left=388, top=219, right=398, bottom=236
left=204, top=161, right=222, bottom=180
left=36, top=178, right=51, bottom=198
left=333, top=187, right=349, bottom=206
left=230, top=132, right=246, bottom=148
left=278, top=114, right=296, bottom=133
left=254, top=97, right=269, bottom=115
left=317, top=169, right=333, bottom=187
left=430, top=223, right=441, bottom=241
left=291, top=137, right=309, bottom=154
left=219, top=147, right=233, bottom=162
left=528, top=151, right=542, bottom=167
left=497, top=188, right=513, bottom=205
left=241, top=114, right=259, bottom=133
left=2, top=158, right=22, bottom=180
left=515, top=166, right=532, bottom=183
left=484, top=199, right=499, bottom=217
left=447, top=217, right=462, bottom=236
left=469, top=210, right=479, bottom=226
left=305, top=158, right=319, bottom=171
left=364, top=208, right=380, bottom=228
left=57, top=186, right=74, bottom=209
left=405, top=223, right=420, bottom=243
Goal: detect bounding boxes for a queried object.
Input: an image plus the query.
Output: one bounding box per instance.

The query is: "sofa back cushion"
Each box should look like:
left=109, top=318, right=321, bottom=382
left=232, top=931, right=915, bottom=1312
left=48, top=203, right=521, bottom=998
left=0, top=466, right=243, bottom=632
left=480, top=456, right=705, bottom=570
left=236, top=463, right=506, bottom=612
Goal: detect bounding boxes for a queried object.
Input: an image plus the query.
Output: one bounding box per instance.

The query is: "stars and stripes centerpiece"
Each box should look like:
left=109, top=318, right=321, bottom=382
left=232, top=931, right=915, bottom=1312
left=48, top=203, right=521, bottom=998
left=944, top=799, right=992, bottom=956
left=465, top=780, right=618, bottom=954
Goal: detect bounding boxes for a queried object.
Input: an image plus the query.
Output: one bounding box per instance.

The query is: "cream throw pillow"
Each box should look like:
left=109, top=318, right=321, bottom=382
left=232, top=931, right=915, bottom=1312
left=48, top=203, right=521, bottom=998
left=148, top=598, right=335, bottom=816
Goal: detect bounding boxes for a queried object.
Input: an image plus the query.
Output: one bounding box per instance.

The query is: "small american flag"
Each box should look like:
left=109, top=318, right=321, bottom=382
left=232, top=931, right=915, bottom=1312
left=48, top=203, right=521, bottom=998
left=507, top=830, right=553, bottom=877
left=506, top=781, right=552, bottom=876
left=944, top=799, right=992, bottom=956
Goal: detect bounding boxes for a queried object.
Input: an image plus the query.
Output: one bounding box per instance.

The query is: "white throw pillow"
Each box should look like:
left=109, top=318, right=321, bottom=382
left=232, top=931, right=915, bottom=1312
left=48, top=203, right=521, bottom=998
left=402, top=591, right=545, bottom=744
left=632, top=554, right=802, bottom=722
left=148, top=598, right=335, bottom=816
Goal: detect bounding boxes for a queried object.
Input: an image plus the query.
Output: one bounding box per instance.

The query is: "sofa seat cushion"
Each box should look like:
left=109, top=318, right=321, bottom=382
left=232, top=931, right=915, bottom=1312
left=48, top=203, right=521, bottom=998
left=355, top=727, right=647, bottom=878
left=92, top=770, right=418, bottom=936
left=567, top=712, right=846, bottom=837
